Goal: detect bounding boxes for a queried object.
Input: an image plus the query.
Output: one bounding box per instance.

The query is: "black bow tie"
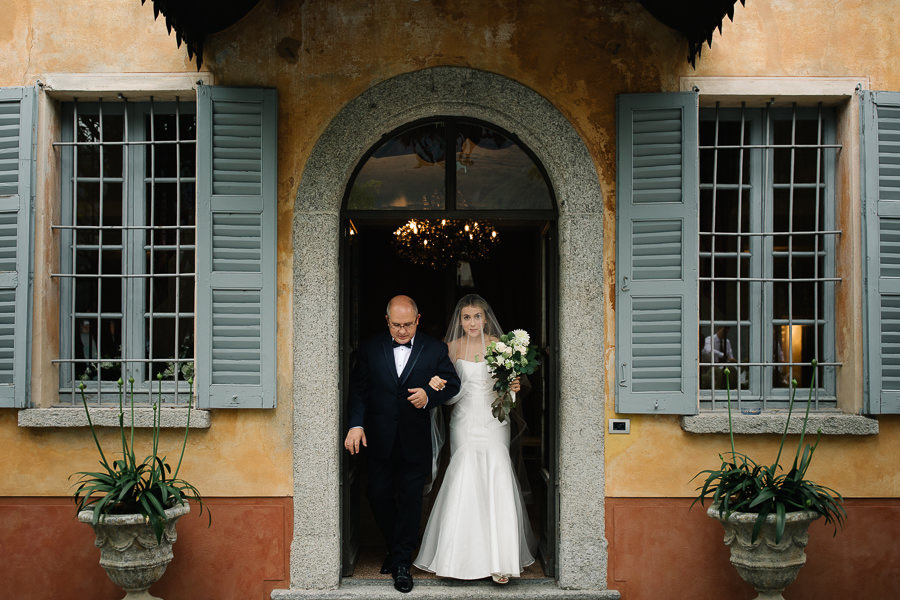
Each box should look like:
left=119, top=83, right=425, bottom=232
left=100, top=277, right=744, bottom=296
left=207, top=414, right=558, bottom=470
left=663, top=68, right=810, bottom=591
left=392, top=340, right=412, bottom=349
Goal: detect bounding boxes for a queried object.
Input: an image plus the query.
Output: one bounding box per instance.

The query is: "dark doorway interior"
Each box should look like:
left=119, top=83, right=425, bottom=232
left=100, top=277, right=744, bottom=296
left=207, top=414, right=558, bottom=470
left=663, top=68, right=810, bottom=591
left=352, top=222, right=542, bottom=339
left=341, top=218, right=555, bottom=579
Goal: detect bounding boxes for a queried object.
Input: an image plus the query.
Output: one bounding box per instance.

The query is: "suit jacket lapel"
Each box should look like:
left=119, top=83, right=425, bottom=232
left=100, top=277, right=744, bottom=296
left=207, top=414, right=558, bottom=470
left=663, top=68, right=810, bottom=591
left=398, top=339, right=423, bottom=385
left=382, top=336, right=399, bottom=386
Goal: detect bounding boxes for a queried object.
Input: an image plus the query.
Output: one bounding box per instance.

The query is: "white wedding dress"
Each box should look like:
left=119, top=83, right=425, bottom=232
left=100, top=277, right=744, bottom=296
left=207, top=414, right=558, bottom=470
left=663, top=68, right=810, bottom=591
left=414, top=359, right=536, bottom=580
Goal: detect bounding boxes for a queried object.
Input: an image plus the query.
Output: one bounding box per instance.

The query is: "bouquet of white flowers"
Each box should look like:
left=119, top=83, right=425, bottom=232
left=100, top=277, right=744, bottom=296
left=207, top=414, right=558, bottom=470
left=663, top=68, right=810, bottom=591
left=484, top=329, right=540, bottom=423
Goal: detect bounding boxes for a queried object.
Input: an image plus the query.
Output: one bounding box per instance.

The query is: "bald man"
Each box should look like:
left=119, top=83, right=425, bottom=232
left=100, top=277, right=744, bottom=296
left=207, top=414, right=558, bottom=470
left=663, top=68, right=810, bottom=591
left=344, top=295, right=460, bottom=593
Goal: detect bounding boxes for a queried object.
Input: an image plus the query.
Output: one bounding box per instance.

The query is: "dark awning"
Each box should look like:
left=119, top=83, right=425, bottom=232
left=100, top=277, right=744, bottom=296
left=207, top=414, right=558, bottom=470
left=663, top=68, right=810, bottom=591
left=639, top=0, right=746, bottom=68
left=140, top=0, right=261, bottom=69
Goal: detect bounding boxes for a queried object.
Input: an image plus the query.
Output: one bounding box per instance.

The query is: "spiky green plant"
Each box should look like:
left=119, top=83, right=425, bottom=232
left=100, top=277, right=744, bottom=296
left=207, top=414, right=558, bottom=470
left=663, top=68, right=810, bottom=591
left=71, top=374, right=208, bottom=542
left=691, top=360, right=846, bottom=543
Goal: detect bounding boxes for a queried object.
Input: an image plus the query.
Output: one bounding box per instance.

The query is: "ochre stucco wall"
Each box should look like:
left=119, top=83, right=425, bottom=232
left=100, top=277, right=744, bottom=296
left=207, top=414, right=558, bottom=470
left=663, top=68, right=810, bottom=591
left=0, top=0, right=293, bottom=498
left=1, top=0, right=899, bottom=501
left=602, top=0, right=900, bottom=499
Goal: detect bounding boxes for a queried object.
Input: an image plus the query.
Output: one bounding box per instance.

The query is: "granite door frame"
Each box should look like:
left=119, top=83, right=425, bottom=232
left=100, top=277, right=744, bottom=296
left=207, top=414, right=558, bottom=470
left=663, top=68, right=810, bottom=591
left=291, top=66, right=609, bottom=591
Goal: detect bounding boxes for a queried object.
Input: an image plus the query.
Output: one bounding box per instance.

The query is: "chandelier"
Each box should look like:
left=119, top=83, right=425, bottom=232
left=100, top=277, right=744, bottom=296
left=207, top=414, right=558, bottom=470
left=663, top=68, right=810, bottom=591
left=392, top=218, right=499, bottom=269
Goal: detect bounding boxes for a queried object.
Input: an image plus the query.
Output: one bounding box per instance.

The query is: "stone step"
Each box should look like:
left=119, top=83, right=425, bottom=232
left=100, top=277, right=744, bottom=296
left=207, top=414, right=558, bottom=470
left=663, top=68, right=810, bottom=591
left=271, top=579, right=621, bottom=600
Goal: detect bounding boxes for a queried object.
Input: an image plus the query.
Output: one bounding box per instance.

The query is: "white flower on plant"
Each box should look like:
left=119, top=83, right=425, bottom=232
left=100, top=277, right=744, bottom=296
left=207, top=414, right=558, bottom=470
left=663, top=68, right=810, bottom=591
left=494, top=341, right=509, bottom=354
left=504, top=359, right=514, bottom=369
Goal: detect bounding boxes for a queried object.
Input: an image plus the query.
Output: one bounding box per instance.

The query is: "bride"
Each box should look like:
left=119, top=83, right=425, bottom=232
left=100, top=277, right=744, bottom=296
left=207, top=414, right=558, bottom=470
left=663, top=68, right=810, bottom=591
left=413, top=294, right=536, bottom=583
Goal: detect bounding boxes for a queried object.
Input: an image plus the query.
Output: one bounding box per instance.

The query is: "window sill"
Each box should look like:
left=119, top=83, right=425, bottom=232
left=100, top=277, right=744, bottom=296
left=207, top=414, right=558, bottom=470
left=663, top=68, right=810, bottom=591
left=681, top=412, right=879, bottom=435
left=17, top=407, right=211, bottom=429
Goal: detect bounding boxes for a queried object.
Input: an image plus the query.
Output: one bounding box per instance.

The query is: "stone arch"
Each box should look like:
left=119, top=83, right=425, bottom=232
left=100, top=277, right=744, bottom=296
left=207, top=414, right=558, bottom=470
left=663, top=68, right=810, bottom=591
left=291, top=66, right=609, bottom=591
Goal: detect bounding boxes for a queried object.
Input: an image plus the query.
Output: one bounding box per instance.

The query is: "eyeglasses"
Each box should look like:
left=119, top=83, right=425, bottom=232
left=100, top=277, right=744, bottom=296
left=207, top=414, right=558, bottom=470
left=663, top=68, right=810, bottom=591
left=388, top=321, right=416, bottom=331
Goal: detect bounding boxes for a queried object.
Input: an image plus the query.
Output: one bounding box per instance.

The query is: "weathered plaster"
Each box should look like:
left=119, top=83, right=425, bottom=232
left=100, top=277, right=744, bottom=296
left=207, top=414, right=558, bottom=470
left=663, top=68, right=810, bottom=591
left=602, top=0, right=900, bottom=500
left=0, top=0, right=195, bottom=83
left=1, top=0, right=900, bottom=553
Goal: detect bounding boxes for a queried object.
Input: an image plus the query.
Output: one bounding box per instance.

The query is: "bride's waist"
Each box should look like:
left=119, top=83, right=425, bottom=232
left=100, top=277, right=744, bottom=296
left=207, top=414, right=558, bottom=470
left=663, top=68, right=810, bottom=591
left=450, top=397, right=495, bottom=411
left=450, top=410, right=507, bottom=427
left=458, top=383, right=495, bottom=394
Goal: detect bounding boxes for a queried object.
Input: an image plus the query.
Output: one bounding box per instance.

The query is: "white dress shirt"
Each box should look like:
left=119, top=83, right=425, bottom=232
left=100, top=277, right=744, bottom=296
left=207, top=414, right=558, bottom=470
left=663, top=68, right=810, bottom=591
left=394, top=336, right=428, bottom=408
left=393, top=336, right=414, bottom=376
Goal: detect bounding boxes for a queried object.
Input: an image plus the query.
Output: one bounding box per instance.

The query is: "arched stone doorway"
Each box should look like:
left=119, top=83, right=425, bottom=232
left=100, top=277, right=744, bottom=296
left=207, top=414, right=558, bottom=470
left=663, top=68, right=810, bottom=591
left=290, top=66, right=610, bottom=592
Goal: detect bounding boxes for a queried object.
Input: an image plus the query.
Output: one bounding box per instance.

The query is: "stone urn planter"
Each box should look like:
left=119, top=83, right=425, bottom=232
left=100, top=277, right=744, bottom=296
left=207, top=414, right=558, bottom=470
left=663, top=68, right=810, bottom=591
left=78, top=502, right=190, bottom=600
left=707, top=505, right=819, bottom=600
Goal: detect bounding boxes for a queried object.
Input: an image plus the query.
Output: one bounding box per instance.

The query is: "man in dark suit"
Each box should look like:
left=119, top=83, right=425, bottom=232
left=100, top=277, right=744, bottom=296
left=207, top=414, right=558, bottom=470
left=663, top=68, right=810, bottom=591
left=344, top=295, right=460, bottom=593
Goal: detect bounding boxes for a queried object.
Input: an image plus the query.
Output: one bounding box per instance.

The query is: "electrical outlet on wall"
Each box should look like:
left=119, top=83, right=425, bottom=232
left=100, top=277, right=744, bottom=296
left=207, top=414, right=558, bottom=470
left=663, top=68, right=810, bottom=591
left=608, top=418, right=631, bottom=434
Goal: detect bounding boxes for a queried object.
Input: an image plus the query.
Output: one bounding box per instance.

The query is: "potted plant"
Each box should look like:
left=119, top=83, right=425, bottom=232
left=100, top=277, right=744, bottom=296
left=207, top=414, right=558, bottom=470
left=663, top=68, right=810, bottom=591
left=72, top=374, right=207, bottom=599
left=692, top=361, right=846, bottom=600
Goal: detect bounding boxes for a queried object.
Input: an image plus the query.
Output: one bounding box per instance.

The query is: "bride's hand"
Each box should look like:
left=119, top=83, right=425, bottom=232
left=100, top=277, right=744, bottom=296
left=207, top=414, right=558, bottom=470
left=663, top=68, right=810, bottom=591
left=429, top=376, right=447, bottom=391
left=510, top=377, right=521, bottom=393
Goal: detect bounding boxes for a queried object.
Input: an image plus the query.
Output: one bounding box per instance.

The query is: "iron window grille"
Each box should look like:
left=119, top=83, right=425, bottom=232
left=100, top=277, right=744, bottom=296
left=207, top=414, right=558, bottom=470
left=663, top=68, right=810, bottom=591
left=699, top=102, right=841, bottom=411
left=53, top=98, right=196, bottom=406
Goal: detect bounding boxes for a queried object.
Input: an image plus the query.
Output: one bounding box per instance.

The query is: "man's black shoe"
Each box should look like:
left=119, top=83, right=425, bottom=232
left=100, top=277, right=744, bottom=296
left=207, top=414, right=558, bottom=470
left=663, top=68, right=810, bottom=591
left=380, top=554, right=393, bottom=575
left=392, top=564, right=413, bottom=593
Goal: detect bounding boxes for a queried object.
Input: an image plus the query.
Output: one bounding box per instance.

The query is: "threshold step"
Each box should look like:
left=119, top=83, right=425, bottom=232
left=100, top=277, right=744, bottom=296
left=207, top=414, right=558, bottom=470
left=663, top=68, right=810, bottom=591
left=272, top=579, right=621, bottom=600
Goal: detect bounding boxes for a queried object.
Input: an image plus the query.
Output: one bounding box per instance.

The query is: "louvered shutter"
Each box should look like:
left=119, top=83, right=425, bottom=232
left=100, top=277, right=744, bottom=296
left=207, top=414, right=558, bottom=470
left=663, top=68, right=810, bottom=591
left=862, top=91, right=900, bottom=414
left=196, top=86, right=277, bottom=408
left=0, top=87, right=35, bottom=408
left=615, top=93, right=699, bottom=414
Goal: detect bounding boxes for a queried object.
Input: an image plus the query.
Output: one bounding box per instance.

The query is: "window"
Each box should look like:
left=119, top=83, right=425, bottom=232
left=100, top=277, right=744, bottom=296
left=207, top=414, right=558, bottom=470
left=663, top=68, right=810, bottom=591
left=55, top=99, right=197, bottom=405
left=613, top=90, right=891, bottom=417
left=5, top=83, right=277, bottom=415
left=346, top=118, right=554, bottom=212
left=698, top=104, right=839, bottom=411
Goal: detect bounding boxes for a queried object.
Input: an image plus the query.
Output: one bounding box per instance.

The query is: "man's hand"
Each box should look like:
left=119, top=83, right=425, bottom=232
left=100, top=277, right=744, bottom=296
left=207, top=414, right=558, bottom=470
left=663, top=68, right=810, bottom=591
left=510, top=377, right=521, bottom=393
left=344, top=427, right=367, bottom=455
left=407, top=387, right=429, bottom=409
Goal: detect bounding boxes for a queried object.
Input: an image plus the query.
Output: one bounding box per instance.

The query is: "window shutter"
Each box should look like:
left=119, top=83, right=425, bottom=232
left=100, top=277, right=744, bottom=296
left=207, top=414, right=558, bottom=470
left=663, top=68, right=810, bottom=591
left=615, top=93, right=699, bottom=414
left=0, top=88, right=35, bottom=408
left=196, top=86, right=277, bottom=409
left=862, top=91, right=900, bottom=414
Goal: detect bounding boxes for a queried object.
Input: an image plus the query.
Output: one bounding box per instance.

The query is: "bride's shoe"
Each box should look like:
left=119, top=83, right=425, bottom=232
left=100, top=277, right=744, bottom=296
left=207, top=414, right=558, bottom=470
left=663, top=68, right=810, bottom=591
left=491, top=574, right=510, bottom=584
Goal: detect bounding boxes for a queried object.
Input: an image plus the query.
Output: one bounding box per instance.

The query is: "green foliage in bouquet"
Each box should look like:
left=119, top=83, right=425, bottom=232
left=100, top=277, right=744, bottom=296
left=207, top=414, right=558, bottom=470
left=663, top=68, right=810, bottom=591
left=71, top=374, right=208, bottom=542
left=691, top=360, right=845, bottom=543
left=484, top=329, right=540, bottom=423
